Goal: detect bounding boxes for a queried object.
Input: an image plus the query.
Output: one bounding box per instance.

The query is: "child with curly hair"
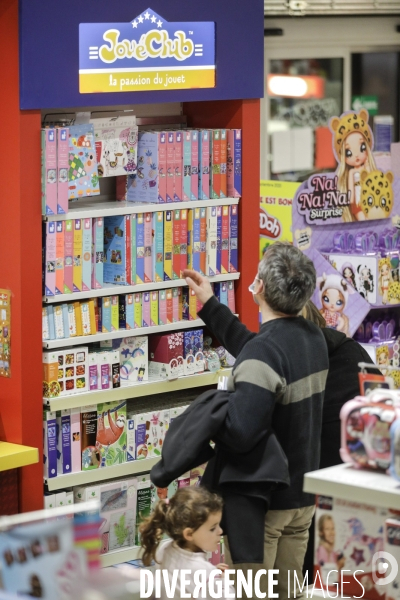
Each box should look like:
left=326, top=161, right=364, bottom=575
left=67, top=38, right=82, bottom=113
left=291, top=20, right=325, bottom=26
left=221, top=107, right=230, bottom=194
left=140, top=486, right=234, bottom=600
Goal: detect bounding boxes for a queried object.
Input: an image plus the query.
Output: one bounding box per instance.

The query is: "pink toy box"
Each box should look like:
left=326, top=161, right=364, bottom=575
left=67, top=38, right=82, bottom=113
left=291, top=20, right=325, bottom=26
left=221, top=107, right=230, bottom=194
left=314, top=494, right=399, bottom=599
left=148, top=332, right=184, bottom=380
left=340, top=389, right=400, bottom=471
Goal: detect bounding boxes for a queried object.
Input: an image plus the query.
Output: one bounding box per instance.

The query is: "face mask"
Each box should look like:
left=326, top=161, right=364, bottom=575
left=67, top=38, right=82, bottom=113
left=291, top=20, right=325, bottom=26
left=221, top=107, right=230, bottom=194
left=249, top=276, right=262, bottom=305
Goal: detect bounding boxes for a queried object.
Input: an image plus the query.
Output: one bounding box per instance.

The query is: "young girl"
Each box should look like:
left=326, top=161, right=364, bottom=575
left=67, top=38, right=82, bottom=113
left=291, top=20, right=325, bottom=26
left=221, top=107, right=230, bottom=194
left=378, top=258, right=393, bottom=304
left=330, top=109, right=376, bottom=223
left=140, top=487, right=234, bottom=600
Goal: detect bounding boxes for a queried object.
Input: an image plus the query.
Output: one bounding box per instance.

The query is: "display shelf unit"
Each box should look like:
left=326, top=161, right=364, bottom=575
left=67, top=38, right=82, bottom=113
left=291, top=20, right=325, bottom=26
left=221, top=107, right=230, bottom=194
left=43, top=318, right=207, bottom=349
left=0, top=442, right=39, bottom=472
left=44, top=197, right=240, bottom=222
left=303, top=463, right=400, bottom=510
left=45, top=368, right=232, bottom=411
left=3, top=0, right=261, bottom=512
left=43, top=273, right=240, bottom=304
left=100, top=546, right=142, bottom=568
left=45, top=457, right=160, bottom=491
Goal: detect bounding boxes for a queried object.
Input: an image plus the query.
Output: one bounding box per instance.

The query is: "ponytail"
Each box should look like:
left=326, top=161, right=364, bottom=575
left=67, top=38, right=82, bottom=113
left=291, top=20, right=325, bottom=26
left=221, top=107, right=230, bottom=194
left=140, top=499, right=169, bottom=566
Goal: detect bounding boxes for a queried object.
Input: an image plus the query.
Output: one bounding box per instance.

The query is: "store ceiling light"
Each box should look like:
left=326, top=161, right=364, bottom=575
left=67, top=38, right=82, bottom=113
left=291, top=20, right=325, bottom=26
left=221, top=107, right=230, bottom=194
left=267, top=75, right=325, bottom=99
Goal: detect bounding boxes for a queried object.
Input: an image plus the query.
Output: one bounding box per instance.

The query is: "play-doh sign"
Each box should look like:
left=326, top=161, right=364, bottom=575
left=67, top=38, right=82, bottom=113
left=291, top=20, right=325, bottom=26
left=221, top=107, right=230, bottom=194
left=79, top=8, right=216, bottom=93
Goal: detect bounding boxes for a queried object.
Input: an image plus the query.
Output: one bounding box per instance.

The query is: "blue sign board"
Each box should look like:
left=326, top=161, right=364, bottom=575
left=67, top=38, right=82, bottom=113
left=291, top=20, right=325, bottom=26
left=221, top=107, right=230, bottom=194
left=79, top=8, right=215, bottom=93
left=19, top=0, right=264, bottom=109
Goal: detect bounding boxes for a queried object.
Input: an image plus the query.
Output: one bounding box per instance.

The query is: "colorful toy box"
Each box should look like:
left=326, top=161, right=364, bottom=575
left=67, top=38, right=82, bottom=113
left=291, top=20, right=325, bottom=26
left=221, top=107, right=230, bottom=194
left=384, top=518, right=400, bottom=600
left=183, top=329, right=204, bottom=375
left=44, top=222, right=56, bottom=297
left=41, top=128, right=57, bottom=216
left=127, top=131, right=158, bottom=203
left=43, top=350, right=60, bottom=399
left=148, top=332, right=184, bottom=380
left=74, top=477, right=138, bottom=554
left=198, top=130, right=210, bottom=200
left=340, top=392, right=400, bottom=471
left=314, top=495, right=397, bottom=598
left=91, top=115, right=138, bottom=178
left=96, top=401, right=127, bottom=468
left=135, top=410, right=170, bottom=460
left=104, top=215, right=131, bottom=285
left=91, top=217, right=104, bottom=289
left=56, top=127, right=69, bottom=214
left=68, top=123, right=100, bottom=200
left=43, top=409, right=57, bottom=479
left=118, top=336, right=148, bottom=385
left=227, top=129, right=242, bottom=198
left=56, top=346, right=88, bottom=397
left=307, top=248, right=371, bottom=338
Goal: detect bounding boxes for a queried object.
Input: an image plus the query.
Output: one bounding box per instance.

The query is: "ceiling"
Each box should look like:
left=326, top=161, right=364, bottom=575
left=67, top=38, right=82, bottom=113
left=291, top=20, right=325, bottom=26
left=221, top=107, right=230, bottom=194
left=264, top=0, right=400, bottom=16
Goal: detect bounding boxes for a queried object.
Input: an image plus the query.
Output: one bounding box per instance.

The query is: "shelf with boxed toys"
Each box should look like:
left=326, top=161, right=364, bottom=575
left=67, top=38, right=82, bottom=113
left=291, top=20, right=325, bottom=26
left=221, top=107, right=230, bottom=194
left=43, top=197, right=240, bottom=222
left=45, top=367, right=232, bottom=412
left=4, top=0, right=262, bottom=515
left=43, top=317, right=207, bottom=349
left=44, top=456, right=160, bottom=491
left=43, top=272, right=240, bottom=304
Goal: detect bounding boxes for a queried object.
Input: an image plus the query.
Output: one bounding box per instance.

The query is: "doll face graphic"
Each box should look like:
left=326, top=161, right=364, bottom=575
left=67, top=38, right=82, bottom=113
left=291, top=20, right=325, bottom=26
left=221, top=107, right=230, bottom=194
left=321, top=289, right=345, bottom=313
left=377, top=351, right=389, bottom=365
left=343, top=268, right=353, bottom=281
left=344, top=132, right=367, bottom=168
left=380, top=263, right=390, bottom=278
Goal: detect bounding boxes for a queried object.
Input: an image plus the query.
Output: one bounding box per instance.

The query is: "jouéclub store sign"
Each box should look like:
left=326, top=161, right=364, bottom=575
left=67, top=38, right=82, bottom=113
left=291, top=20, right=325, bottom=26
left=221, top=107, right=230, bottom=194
left=79, top=8, right=216, bottom=93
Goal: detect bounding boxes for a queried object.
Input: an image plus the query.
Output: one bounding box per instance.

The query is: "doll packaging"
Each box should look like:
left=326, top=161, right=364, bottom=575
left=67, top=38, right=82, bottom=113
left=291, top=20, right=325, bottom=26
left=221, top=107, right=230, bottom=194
left=314, top=495, right=399, bottom=599
left=307, top=248, right=370, bottom=338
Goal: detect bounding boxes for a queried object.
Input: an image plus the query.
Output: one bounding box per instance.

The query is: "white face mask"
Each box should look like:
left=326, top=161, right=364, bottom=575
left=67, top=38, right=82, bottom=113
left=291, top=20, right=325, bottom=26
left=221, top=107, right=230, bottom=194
left=249, top=276, right=262, bottom=305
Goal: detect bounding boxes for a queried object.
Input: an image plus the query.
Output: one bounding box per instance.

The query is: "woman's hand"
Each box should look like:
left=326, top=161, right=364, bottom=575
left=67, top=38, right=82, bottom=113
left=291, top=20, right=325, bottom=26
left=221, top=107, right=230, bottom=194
left=183, top=269, right=214, bottom=305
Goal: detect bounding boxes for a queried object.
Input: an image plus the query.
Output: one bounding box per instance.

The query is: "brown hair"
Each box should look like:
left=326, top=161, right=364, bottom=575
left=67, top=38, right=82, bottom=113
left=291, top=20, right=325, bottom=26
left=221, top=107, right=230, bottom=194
left=302, top=300, right=326, bottom=328
left=140, top=486, right=223, bottom=566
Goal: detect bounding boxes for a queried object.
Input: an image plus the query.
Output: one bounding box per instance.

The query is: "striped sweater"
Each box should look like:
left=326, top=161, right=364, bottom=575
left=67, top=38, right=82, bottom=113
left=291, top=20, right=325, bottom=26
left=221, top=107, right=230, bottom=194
left=198, top=297, right=329, bottom=510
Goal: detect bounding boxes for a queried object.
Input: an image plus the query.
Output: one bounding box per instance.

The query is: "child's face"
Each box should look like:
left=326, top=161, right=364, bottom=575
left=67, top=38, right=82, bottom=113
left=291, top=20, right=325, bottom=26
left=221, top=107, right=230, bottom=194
left=322, top=519, right=335, bottom=544
left=344, top=132, right=367, bottom=168
left=321, top=289, right=344, bottom=313
left=188, top=511, right=223, bottom=553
